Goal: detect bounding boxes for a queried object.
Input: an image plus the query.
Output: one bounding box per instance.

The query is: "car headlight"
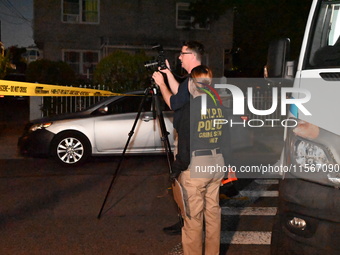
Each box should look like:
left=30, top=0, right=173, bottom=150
left=29, top=122, right=52, bottom=132
left=294, top=139, right=330, bottom=167
left=293, top=138, right=340, bottom=186
left=290, top=120, right=340, bottom=186
left=291, top=119, right=332, bottom=171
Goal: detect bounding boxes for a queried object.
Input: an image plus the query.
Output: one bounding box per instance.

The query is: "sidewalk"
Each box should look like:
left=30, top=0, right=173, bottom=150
left=0, top=123, right=25, bottom=159
left=0, top=97, right=29, bottom=159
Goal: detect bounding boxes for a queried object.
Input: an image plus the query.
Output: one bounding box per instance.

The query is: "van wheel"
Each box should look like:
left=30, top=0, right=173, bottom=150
left=52, top=132, right=91, bottom=166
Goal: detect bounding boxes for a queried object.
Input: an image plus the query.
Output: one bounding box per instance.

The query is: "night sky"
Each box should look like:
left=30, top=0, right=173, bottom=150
left=0, top=0, right=33, bottom=47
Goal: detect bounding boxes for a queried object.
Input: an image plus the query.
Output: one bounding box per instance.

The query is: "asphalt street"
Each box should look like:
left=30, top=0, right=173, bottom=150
left=0, top=97, right=284, bottom=255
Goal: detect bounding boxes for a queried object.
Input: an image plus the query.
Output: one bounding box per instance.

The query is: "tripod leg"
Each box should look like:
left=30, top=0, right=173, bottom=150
left=151, top=87, right=173, bottom=173
left=152, top=87, right=186, bottom=229
left=97, top=89, right=151, bottom=219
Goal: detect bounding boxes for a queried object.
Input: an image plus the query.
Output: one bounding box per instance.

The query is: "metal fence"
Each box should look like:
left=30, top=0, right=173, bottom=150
left=40, top=84, right=112, bottom=117
left=245, top=89, right=285, bottom=127
left=39, top=86, right=285, bottom=127
left=221, top=88, right=285, bottom=127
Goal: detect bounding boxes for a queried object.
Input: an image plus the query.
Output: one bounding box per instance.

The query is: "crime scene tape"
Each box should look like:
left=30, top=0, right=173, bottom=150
left=0, top=80, right=124, bottom=97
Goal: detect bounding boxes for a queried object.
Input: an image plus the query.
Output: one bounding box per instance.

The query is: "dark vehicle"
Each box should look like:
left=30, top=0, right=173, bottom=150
left=267, top=1, right=340, bottom=254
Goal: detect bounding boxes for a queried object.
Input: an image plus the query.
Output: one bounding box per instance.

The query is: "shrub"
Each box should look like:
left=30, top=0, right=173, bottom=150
left=26, top=59, right=76, bottom=85
left=0, top=52, right=11, bottom=79
left=93, top=50, right=151, bottom=92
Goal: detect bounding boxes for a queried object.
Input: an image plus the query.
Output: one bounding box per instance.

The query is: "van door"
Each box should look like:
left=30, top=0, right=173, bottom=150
left=297, top=0, right=340, bottom=136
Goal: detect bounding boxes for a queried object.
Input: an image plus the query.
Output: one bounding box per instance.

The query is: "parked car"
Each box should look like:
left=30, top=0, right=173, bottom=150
left=18, top=90, right=251, bottom=166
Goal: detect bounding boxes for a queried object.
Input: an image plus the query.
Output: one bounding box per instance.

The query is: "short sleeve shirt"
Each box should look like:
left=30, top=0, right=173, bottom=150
left=170, top=77, right=190, bottom=130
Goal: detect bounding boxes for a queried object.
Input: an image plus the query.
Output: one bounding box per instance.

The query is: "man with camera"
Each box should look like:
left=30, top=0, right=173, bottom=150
left=152, top=41, right=204, bottom=113
left=152, top=41, right=205, bottom=235
left=152, top=40, right=205, bottom=150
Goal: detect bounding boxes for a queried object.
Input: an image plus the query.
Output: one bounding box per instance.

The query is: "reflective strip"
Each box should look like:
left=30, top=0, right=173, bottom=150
left=221, top=206, right=277, bottom=216
left=221, top=231, right=272, bottom=245
left=255, top=179, right=279, bottom=185
left=240, top=190, right=278, bottom=197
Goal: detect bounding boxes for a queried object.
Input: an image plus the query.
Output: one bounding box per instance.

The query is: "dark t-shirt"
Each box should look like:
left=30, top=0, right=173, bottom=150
left=170, top=77, right=190, bottom=130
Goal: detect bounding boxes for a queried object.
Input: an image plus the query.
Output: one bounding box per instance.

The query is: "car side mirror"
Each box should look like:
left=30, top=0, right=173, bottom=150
left=265, top=38, right=295, bottom=85
left=266, top=38, right=290, bottom=78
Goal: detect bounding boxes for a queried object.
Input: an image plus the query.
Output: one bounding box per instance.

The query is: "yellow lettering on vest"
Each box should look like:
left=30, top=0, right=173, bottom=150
left=198, top=121, right=205, bottom=132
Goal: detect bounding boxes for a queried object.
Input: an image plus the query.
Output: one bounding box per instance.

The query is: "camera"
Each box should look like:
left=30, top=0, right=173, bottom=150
left=144, top=44, right=167, bottom=71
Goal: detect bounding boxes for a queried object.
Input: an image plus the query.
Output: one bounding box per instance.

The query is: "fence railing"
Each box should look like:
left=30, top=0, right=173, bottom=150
left=245, top=89, right=285, bottom=127
left=37, top=86, right=285, bottom=127
left=40, top=84, right=112, bottom=117
left=221, top=88, right=285, bottom=127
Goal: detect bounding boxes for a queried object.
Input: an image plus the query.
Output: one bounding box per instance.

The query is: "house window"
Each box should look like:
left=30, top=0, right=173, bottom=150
left=63, top=50, right=99, bottom=77
left=62, top=0, right=99, bottom=24
left=176, top=2, right=191, bottom=28
left=176, top=2, right=209, bottom=29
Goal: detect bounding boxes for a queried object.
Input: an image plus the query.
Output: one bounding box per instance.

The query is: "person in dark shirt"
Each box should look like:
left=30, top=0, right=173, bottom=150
left=152, top=41, right=205, bottom=235
left=173, top=65, right=231, bottom=255
left=152, top=41, right=205, bottom=130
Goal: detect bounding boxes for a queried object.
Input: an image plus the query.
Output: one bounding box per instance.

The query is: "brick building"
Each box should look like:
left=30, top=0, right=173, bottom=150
left=33, top=0, right=233, bottom=79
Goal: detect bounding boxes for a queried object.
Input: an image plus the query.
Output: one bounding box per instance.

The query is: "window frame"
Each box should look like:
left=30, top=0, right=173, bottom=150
left=62, top=49, right=100, bottom=76
left=305, top=1, right=340, bottom=68
left=61, top=0, right=100, bottom=24
left=104, top=94, right=152, bottom=115
left=176, top=2, right=209, bottom=30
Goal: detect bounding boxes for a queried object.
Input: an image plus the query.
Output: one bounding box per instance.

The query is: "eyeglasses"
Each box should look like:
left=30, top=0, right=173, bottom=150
left=180, top=52, right=193, bottom=55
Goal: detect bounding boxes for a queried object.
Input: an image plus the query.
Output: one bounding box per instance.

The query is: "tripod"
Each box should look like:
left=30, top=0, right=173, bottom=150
left=97, top=83, right=173, bottom=219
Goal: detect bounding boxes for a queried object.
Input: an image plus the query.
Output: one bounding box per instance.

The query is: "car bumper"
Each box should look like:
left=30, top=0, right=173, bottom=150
left=18, top=129, right=55, bottom=156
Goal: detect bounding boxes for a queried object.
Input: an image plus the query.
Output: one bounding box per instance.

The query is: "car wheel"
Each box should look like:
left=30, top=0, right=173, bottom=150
left=52, top=131, right=91, bottom=166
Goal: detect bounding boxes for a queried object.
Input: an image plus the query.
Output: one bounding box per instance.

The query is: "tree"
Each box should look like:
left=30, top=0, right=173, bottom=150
left=231, top=0, right=312, bottom=76
left=189, top=0, right=312, bottom=76
left=8, top=46, right=27, bottom=73
left=25, top=59, right=76, bottom=85
left=0, top=52, right=11, bottom=79
left=93, top=50, right=150, bottom=92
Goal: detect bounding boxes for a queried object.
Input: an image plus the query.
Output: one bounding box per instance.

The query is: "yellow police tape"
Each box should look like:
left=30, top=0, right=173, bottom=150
left=0, top=80, right=124, bottom=97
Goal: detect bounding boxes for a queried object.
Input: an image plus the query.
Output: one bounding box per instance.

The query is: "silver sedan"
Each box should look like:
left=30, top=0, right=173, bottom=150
left=18, top=90, right=174, bottom=166
left=18, top=90, right=251, bottom=166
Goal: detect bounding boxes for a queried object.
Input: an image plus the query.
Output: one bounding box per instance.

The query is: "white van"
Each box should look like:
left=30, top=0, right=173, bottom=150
left=266, top=0, right=340, bottom=254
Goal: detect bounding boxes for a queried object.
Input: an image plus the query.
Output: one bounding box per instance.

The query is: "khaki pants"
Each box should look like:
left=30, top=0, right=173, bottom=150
left=179, top=151, right=225, bottom=255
